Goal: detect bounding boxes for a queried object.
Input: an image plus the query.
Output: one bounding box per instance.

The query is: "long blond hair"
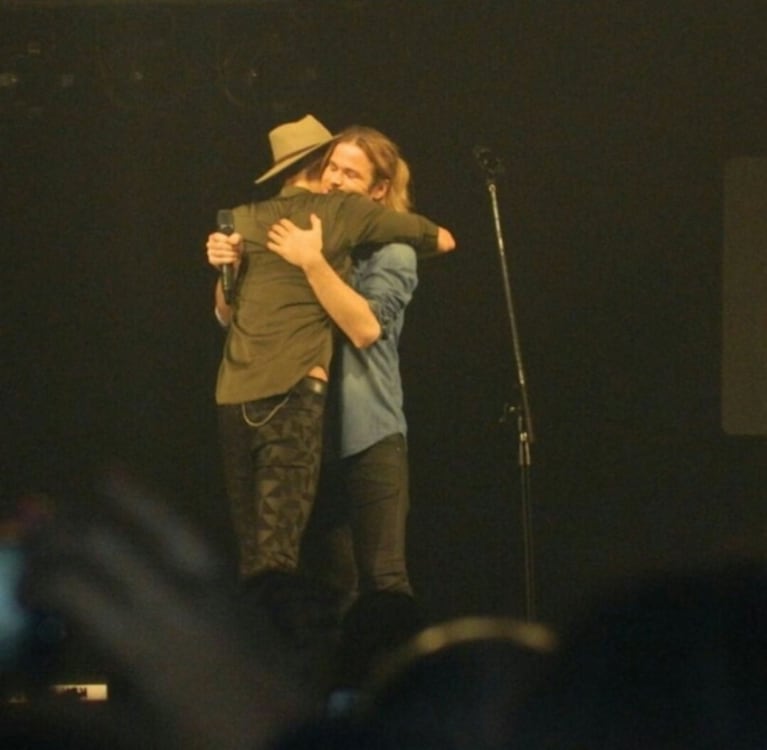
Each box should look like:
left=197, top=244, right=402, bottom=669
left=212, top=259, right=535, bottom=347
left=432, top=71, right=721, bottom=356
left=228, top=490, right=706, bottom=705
left=328, top=125, right=412, bottom=213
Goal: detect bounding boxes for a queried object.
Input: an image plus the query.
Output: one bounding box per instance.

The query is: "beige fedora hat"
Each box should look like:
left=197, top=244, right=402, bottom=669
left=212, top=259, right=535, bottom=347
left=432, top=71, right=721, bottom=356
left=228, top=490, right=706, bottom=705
left=254, top=114, right=336, bottom=184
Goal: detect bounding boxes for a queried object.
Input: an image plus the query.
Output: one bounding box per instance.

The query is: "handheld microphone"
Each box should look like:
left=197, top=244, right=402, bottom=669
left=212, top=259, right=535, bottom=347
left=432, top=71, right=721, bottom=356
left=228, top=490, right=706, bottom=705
left=216, top=209, right=235, bottom=304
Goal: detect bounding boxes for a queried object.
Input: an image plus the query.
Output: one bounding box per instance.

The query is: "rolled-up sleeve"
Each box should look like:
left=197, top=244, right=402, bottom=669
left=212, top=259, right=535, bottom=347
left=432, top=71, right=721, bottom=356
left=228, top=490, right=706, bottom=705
left=354, top=243, right=418, bottom=339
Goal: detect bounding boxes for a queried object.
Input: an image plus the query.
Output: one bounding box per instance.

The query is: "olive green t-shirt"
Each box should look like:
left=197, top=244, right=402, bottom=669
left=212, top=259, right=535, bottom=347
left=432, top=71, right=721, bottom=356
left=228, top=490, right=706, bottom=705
left=215, top=186, right=439, bottom=404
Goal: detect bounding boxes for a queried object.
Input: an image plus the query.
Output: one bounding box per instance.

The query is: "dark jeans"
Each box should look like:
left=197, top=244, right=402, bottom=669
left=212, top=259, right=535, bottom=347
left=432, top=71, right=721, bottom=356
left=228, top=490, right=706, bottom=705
left=218, top=377, right=326, bottom=578
left=301, top=433, right=413, bottom=598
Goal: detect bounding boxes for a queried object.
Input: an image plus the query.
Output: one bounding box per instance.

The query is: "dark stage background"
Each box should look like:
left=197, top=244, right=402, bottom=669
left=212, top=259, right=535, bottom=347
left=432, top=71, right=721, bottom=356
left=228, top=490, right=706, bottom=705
left=2, top=0, right=767, bottom=630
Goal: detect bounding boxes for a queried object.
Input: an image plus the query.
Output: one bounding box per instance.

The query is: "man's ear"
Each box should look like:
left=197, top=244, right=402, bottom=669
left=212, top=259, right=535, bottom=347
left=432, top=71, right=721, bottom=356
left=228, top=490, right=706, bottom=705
left=369, top=179, right=390, bottom=202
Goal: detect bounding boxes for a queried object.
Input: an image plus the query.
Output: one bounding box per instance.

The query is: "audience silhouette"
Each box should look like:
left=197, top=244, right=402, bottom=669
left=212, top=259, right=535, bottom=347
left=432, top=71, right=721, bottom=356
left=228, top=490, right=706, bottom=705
left=509, top=561, right=767, bottom=750
left=3, top=467, right=766, bottom=750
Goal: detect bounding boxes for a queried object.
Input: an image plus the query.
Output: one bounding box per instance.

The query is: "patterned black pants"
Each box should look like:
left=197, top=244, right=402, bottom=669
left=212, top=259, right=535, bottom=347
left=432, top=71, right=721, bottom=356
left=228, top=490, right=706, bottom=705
left=218, top=377, right=326, bottom=578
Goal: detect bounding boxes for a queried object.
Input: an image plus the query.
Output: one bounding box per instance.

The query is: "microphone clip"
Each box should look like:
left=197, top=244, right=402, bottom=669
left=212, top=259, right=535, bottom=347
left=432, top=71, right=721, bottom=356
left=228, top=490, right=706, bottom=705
left=473, top=145, right=505, bottom=180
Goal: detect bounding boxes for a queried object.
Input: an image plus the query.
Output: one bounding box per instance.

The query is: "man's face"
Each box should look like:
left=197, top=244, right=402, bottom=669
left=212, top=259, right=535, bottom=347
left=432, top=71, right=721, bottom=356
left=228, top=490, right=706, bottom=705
left=321, top=142, right=388, bottom=202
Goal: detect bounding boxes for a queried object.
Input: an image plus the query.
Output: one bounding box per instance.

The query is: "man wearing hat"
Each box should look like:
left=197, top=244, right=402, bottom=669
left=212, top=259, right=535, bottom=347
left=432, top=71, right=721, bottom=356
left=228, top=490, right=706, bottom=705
left=206, top=114, right=454, bottom=582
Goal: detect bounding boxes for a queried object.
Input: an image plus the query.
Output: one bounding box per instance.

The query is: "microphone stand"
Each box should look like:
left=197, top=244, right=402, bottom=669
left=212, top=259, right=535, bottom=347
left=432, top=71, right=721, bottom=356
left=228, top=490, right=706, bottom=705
left=475, top=149, right=537, bottom=621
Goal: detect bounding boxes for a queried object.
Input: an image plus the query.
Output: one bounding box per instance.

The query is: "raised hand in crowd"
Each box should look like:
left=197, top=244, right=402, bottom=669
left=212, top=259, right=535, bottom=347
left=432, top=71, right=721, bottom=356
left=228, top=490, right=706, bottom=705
left=20, top=466, right=311, bottom=750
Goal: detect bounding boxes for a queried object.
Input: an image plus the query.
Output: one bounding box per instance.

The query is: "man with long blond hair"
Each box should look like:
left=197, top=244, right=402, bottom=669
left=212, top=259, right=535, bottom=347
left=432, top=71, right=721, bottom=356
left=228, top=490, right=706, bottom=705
left=266, top=125, right=433, bottom=605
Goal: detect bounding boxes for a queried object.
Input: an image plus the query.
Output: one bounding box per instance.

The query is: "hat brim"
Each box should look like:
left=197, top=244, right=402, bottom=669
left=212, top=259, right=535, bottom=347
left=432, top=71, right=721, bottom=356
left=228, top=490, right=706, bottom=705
left=254, top=137, right=336, bottom=184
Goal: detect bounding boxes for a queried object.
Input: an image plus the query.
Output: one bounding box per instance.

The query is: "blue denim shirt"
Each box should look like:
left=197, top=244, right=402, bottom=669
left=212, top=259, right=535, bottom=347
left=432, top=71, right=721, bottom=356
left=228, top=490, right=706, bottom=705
left=335, top=242, right=418, bottom=458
